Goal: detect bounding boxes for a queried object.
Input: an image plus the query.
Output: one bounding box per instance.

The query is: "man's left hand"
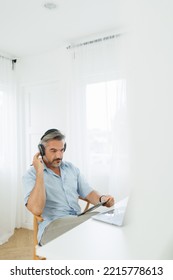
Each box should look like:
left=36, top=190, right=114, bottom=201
left=101, top=195, right=115, bottom=207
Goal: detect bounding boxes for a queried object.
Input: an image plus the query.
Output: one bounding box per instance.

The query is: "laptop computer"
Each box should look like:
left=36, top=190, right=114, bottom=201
left=92, top=196, right=129, bottom=226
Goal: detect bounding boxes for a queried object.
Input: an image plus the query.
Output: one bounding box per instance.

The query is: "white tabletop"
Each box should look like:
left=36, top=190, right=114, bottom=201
left=37, top=218, right=131, bottom=260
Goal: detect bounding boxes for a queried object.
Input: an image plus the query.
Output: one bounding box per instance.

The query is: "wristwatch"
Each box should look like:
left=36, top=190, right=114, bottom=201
left=99, top=195, right=106, bottom=203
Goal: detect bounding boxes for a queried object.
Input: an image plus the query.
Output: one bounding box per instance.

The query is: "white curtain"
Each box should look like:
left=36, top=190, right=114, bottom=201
left=66, top=36, right=129, bottom=199
left=0, top=57, right=18, bottom=244
left=108, top=79, right=129, bottom=199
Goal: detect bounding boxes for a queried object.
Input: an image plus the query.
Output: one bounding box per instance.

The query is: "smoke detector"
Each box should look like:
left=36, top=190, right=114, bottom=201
left=43, top=2, right=57, bottom=10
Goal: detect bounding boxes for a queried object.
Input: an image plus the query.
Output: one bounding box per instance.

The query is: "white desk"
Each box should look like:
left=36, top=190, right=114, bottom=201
left=37, top=218, right=131, bottom=260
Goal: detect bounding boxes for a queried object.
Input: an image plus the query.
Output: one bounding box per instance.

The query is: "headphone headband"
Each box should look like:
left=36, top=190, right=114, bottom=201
left=40, top=129, right=60, bottom=140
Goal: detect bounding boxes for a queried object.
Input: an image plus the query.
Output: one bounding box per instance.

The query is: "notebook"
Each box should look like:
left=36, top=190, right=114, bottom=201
left=78, top=200, right=109, bottom=216
left=92, top=197, right=129, bottom=226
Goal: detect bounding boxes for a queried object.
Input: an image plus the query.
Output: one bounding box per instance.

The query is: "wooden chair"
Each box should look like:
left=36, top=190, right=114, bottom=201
left=33, top=197, right=90, bottom=260
left=33, top=215, right=46, bottom=260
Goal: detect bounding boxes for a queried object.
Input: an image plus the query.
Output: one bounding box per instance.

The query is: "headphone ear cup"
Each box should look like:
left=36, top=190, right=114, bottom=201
left=64, top=142, right=67, bottom=152
left=38, top=144, right=45, bottom=157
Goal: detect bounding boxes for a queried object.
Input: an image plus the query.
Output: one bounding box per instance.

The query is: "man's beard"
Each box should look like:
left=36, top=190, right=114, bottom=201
left=50, top=158, right=62, bottom=168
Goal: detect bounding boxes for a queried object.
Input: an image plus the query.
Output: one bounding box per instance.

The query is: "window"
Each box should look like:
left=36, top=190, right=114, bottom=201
left=86, top=80, right=117, bottom=156
left=85, top=79, right=126, bottom=186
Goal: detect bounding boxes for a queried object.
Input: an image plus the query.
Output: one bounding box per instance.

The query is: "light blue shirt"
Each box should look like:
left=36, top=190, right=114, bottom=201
left=23, top=161, right=93, bottom=243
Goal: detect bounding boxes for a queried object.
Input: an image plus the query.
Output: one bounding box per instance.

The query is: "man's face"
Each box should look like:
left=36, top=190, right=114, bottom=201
left=43, top=139, right=65, bottom=168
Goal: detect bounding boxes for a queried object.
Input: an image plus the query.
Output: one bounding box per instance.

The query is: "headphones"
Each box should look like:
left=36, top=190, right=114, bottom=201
left=38, top=129, right=66, bottom=157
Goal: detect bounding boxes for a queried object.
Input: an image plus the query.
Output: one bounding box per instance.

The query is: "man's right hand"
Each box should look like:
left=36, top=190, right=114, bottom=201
left=32, top=152, right=44, bottom=173
left=27, top=152, right=46, bottom=216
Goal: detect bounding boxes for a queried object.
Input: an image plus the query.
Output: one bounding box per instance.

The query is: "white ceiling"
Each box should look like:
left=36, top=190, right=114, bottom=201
left=0, top=0, right=122, bottom=58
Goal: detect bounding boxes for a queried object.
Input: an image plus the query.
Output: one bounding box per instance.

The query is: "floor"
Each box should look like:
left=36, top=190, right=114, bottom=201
left=0, top=228, right=33, bottom=260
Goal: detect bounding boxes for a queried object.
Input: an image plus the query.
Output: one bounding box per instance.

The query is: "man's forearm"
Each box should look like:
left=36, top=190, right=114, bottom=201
left=86, top=190, right=115, bottom=207
left=86, top=190, right=101, bottom=205
left=27, top=171, right=46, bottom=216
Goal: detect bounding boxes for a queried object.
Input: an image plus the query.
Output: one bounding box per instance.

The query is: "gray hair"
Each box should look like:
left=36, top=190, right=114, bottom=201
left=40, top=129, right=65, bottom=146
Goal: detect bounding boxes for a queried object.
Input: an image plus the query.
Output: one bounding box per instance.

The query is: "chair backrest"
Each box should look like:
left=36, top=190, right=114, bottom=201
left=33, top=197, right=90, bottom=260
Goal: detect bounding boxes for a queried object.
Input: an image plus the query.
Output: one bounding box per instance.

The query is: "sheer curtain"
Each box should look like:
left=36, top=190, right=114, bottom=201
left=108, top=79, right=129, bottom=199
left=0, top=56, right=18, bottom=244
left=66, top=35, right=129, bottom=198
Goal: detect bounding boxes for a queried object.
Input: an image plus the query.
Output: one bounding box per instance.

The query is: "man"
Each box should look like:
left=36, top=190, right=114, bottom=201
left=23, top=129, right=115, bottom=245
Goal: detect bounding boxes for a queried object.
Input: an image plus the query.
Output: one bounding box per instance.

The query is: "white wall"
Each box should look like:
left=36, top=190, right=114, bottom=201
left=17, top=46, right=70, bottom=138
left=122, top=0, right=173, bottom=259
left=17, top=47, right=69, bottom=83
